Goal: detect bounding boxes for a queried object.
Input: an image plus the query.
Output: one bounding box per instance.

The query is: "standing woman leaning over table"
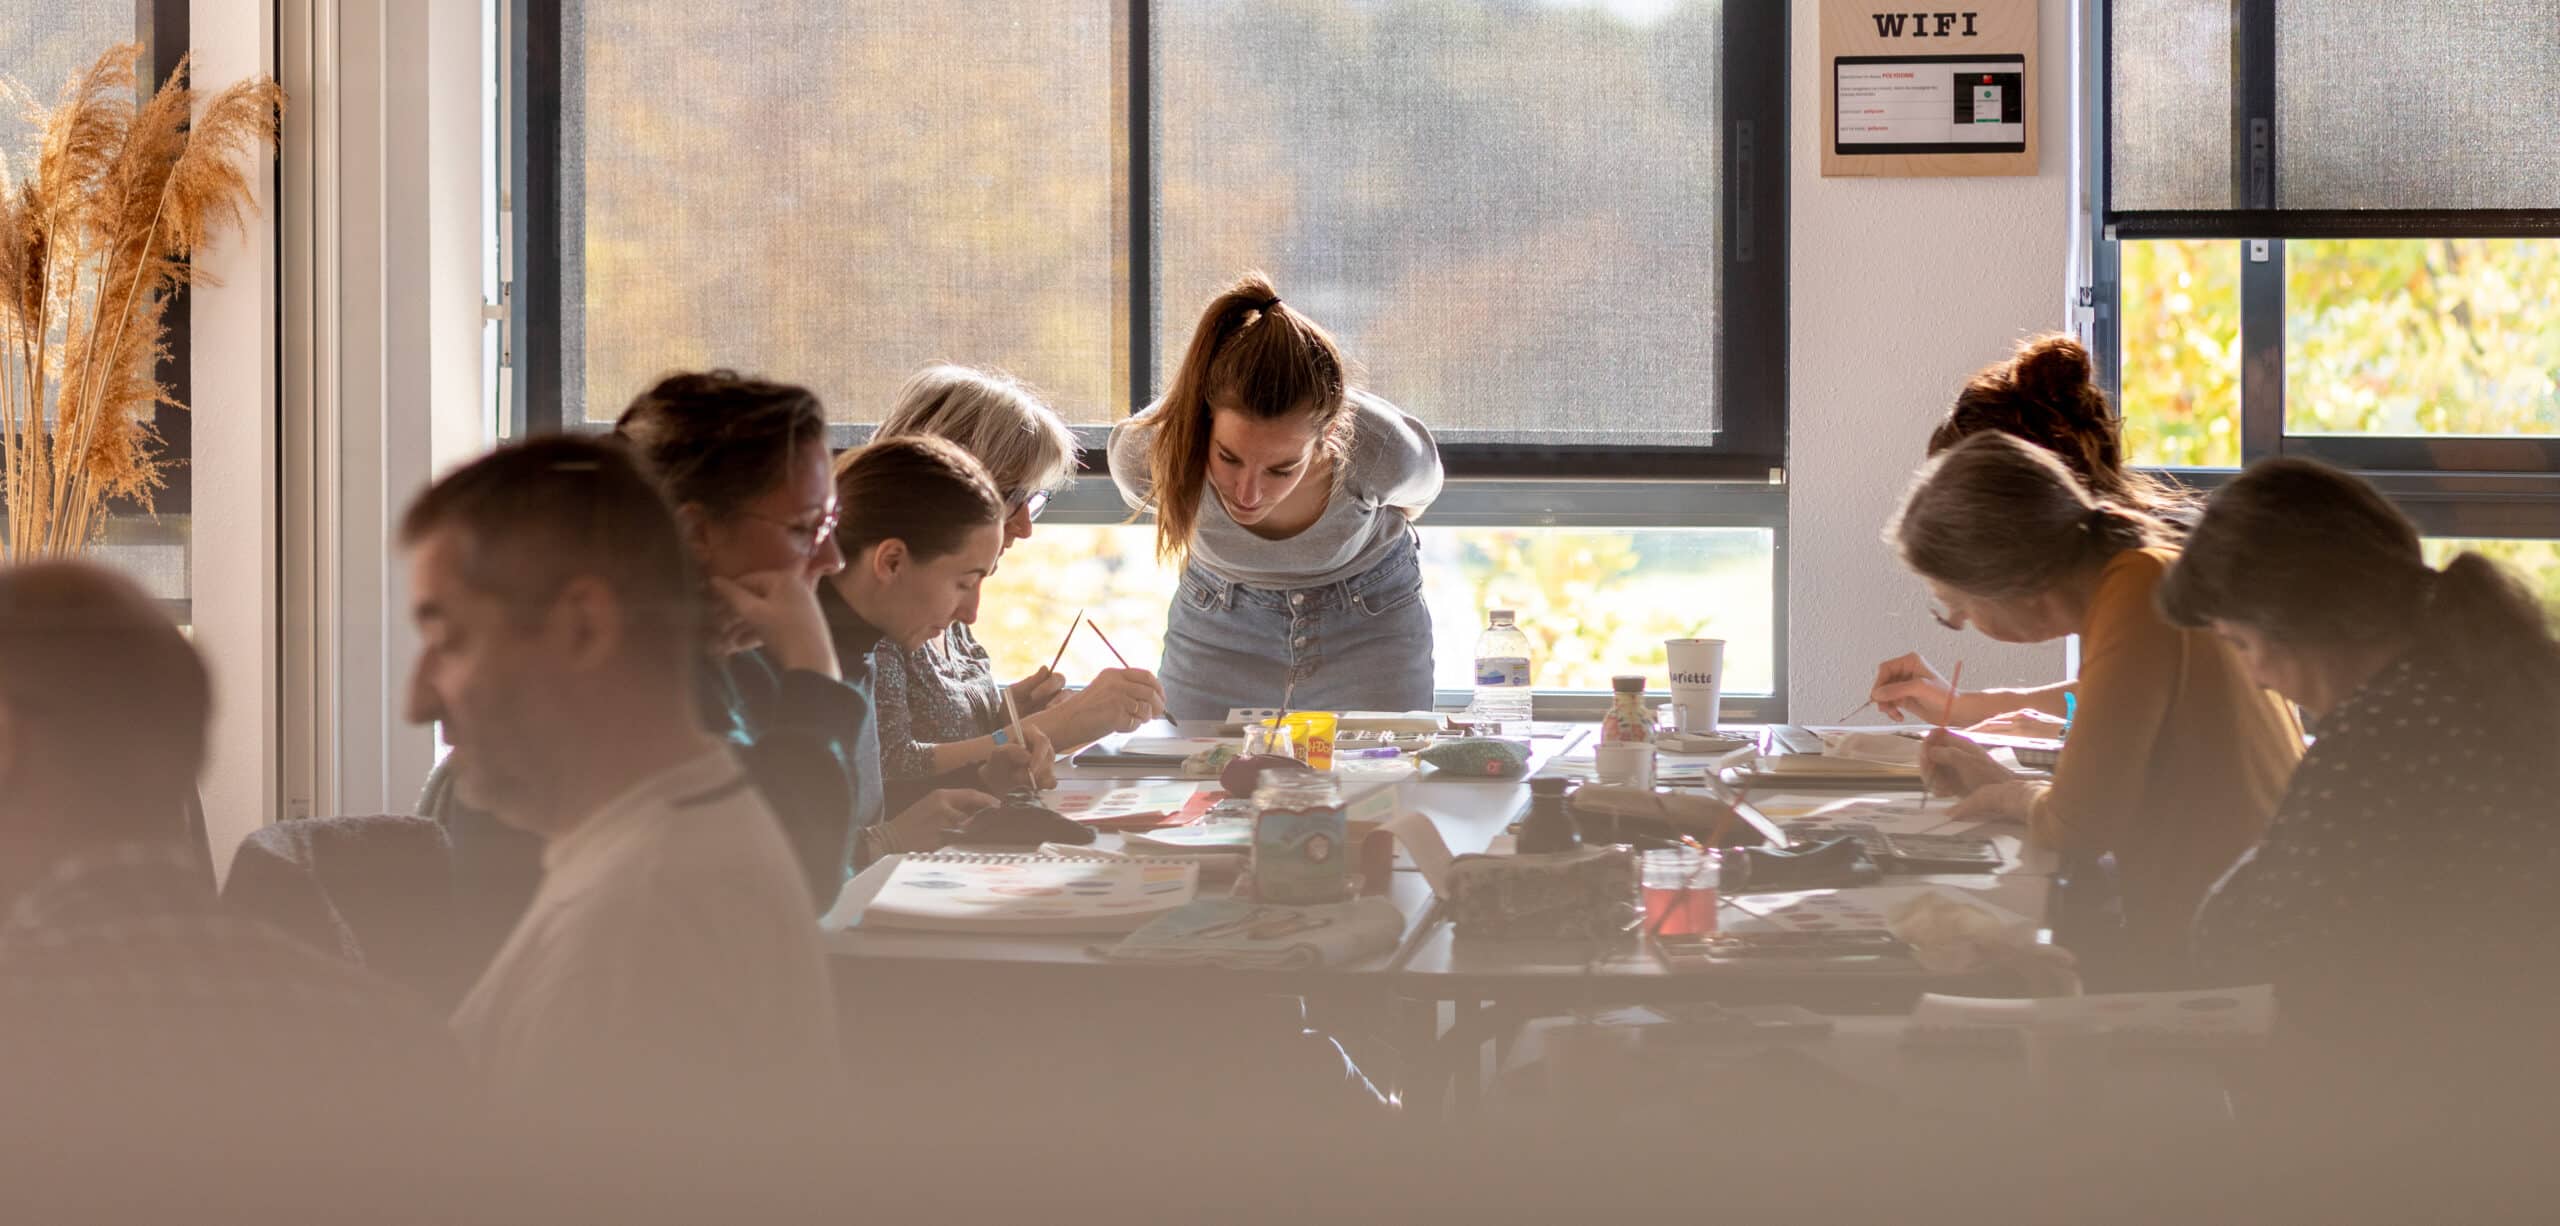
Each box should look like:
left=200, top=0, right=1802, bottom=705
left=1887, top=433, right=2302, bottom=983
left=1109, top=272, right=1446, bottom=721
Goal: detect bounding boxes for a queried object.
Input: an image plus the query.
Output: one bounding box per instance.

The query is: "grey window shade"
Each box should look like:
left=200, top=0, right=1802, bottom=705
left=2105, top=0, right=2229, bottom=215
left=1154, top=0, right=1727, bottom=448
left=546, top=0, right=1783, bottom=470
left=0, top=3, right=131, bottom=156
left=564, top=3, right=1124, bottom=425
left=2107, top=0, right=2560, bottom=238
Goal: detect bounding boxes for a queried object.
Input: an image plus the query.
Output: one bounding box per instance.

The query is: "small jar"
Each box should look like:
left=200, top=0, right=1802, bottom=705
left=1251, top=771, right=1349, bottom=904
left=1639, top=847, right=1719, bottom=937
left=1241, top=721, right=1296, bottom=761
left=1518, top=776, right=1581, bottom=855
left=1599, top=674, right=1653, bottom=744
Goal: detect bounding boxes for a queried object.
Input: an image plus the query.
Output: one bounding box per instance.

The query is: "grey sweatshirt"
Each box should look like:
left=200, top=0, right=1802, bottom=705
left=1107, top=390, right=1444, bottom=590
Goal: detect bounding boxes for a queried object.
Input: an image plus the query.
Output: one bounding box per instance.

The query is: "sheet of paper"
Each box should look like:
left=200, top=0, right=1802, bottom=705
left=1090, top=735, right=1230, bottom=760
left=1911, top=985, right=2275, bottom=1045
left=1381, top=810, right=1455, bottom=896
left=1764, top=794, right=1959, bottom=838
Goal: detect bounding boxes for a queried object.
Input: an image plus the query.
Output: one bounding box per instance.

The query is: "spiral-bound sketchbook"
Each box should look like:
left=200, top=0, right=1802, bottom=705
left=856, top=852, right=1202, bottom=935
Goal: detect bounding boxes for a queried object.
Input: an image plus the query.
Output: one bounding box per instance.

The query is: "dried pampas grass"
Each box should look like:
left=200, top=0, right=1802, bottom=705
left=0, top=43, right=282, bottom=557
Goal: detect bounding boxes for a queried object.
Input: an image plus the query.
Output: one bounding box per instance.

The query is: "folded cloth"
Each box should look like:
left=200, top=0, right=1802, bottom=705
left=1418, top=738, right=1531, bottom=778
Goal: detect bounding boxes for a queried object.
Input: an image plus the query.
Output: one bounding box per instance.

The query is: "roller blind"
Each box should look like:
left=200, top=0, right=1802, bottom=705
left=2107, top=0, right=2560, bottom=238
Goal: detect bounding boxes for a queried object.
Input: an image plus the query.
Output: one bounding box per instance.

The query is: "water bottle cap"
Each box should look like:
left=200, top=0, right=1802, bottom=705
left=1611, top=674, right=1646, bottom=693
left=1488, top=608, right=1515, bottom=621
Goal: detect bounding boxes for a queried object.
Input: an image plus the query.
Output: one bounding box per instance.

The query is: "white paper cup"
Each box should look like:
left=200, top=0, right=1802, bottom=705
left=1664, top=638, right=1726, bottom=733
left=1593, top=742, right=1657, bottom=788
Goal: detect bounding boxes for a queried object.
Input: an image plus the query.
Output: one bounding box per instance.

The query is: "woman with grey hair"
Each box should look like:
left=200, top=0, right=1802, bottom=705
left=825, top=365, right=1166, bottom=813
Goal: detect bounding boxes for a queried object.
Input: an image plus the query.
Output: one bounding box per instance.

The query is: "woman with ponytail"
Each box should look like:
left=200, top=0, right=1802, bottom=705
left=1109, top=272, right=1444, bottom=719
left=2160, top=458, right=2560, bottom=1067
left=1871, top=335, right=2201, bottom=731
left=1886, top=434, right=2302, bottom=981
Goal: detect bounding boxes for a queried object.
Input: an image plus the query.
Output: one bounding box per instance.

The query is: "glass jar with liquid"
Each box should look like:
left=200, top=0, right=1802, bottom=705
left=1251, top=771, right=1350, bottom=904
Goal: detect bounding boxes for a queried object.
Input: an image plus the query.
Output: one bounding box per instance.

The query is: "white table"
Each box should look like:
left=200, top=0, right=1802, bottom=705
left=821, top=721, right=2067, bottom=1115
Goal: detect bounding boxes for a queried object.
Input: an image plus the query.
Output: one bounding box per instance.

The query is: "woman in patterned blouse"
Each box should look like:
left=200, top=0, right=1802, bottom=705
left=831, top=366, right=1168, bottom=814
left=2160, top=458, right=2560, bottom=1104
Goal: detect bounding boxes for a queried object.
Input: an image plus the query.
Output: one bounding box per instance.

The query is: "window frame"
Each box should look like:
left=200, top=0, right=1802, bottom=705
left=2080, top=0, right=2560, bottom=541
left=1015, top=478, right=1788, bottom=722
left=502, top=0, right=1791, bottom=718
left=509, top=2, right=1785, bottom=463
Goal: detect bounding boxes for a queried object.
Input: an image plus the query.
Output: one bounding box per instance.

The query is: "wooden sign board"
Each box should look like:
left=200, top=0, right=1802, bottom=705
left=1820, top=0, right=2038, bottom=177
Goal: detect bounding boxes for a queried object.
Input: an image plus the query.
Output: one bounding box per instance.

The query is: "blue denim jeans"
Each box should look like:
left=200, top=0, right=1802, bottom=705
left=1159, top=535, right=1436, bottom=721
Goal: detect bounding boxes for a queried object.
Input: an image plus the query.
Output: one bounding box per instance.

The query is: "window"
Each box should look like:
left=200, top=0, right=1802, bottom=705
left=516, top=0, right=1787, bottom=711
left=2117, top=239, right=2239, bottom=469
left=978, top=520, right=1778, bottom=701
left=2285, top=240, right=2560, bottom=440
left=2424, top=539, right=2560, bottom=625
left=1152, top=1, right=1742, bottom=453
left=2089, top=0, right=2560, bottom=551
left=1, top=1, right=192, bottom=622
left=553, top=1, right=1124, bottom=427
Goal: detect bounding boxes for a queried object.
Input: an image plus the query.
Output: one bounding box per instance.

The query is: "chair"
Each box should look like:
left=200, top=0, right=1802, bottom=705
left=221, top=814, right=478, bottom=1008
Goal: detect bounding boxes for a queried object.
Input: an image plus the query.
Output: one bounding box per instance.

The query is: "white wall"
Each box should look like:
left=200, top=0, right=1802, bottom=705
left=191, top=0, right=280, bottom=876
left=1786, top=0, right=2075, bottom=719
left=195, top=0, right=489, bottom=873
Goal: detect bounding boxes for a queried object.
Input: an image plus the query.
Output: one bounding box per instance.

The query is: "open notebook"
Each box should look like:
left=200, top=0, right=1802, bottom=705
left=856, top=852, right=1201, bottom=935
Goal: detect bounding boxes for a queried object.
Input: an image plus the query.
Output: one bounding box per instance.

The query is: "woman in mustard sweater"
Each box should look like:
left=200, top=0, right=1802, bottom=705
left=1886, top=434, right=2302, bottom=979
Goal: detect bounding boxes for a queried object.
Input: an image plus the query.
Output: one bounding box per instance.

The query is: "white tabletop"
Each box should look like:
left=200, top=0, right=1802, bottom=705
left=825, top=721, right=2059, bottom=1004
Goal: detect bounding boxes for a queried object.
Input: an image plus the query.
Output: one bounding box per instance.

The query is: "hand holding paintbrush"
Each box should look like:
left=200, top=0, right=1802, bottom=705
left=982, top=682, right=1058, bottom=793
left=1003, top=609, right=1081, bottom=717
left=1015, top=615, right=1168, bottom=746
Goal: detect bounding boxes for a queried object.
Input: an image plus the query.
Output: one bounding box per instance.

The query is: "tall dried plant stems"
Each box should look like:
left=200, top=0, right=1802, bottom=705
left=0, top=43, right=280, bottom=559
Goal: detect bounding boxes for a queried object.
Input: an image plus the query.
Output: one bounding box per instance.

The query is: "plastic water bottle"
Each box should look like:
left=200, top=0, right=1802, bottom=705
left=1469, top=608, right=1534, bottom=733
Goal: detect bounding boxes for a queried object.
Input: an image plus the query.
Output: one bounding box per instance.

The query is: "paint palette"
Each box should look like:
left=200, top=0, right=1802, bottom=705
left=1727, top=889, right=1894, bottom=933
left=1042, top=781, right=1222, bottom=830
left=1777, top=825, right=2005, bottom=874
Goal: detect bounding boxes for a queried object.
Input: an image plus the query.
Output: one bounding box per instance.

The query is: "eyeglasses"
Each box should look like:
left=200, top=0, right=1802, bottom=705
left=1005, top=488, right=1051, bottom=523
left=1927, top=593, right=1966, bottom=632
left=736, top=498, right=841, bottom=557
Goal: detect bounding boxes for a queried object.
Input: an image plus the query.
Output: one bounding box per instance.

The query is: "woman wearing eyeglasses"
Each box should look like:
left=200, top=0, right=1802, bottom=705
left=1886, top=434, right=2300, bottom=984
left=610, top=371, right=1041, bottom=891
left=838, top=365, right=1166, bottom=815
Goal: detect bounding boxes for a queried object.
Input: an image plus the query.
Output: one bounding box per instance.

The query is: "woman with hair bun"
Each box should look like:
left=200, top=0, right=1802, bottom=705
left=1872, top=335, right=2200, bottom=731
left=1885, top=434, right=2301, bottom=979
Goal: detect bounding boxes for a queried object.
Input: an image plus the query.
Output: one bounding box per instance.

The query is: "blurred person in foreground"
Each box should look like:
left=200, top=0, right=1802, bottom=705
left=403, top=436, right=843, bottom=1163
left=0, top=562, right=469, bottom=1220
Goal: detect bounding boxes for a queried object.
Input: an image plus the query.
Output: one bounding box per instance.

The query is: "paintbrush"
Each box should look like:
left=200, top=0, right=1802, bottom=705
left=1086, top=619, right=1132, bottom=670
left=1044, top=608, right=1085, bottom=676
left=1923, top=661, right=1964, bottom=800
